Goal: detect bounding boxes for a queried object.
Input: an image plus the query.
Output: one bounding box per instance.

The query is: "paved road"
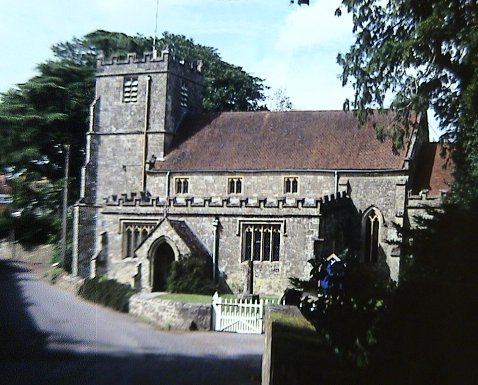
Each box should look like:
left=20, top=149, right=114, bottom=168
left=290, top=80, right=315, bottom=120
left=0, top=260, right=264, bottom=385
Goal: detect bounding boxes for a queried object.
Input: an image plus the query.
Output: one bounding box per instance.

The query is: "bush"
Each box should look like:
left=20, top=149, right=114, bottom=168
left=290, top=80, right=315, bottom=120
left=78, top=276, right=135, bottom=312
left=167, top=254, right=215, bottom=295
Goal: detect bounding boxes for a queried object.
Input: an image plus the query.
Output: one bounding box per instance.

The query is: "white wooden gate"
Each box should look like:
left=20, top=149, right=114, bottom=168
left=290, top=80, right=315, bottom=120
left=211, top=292, right=276, bottom=334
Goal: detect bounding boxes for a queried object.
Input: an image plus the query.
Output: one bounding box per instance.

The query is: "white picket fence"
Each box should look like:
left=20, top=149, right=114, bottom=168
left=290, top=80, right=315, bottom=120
left=211, top=292, right=277, bottom=334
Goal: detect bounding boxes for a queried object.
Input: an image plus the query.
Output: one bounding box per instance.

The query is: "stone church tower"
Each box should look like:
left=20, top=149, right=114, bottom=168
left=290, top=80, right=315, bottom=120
left=73, top=51, right=204, bottom=277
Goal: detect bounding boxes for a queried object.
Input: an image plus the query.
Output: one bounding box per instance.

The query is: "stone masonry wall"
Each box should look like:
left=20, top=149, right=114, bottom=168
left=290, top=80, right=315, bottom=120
left=129, top=292, right=211, bottom=331
left=146, top=171, right=336, bottom=199
left=95, top=169, right=410, bottom=293
left=342, top=173, right=408, bottom=280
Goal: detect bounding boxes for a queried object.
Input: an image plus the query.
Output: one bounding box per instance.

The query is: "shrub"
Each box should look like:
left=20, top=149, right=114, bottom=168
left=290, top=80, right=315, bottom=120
left=78, top=276, right=135, bottom=312
left=167, top=254, right=215, bottom=295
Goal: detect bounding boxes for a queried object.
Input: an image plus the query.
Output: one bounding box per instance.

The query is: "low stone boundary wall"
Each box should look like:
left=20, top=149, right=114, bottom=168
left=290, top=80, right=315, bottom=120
left=54, top=273, right=84, bottom=295
left=0, top=241, right=53, bottom=263
left=129, top=293, right=211, bottom=331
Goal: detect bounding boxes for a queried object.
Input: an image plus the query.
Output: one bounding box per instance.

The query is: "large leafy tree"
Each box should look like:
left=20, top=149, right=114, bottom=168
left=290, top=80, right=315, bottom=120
left=335, top=0, right=478, bottom=204
left=291, top=2, right=478, bottom=383
left=0, top=30, right=266, bottom=245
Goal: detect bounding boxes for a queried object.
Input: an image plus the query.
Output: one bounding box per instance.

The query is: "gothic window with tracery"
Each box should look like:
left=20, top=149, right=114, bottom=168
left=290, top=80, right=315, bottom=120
left=122, top=222, right=156, bottom=258
left=364, top=210, right=380, bottom=263
left=242, top=224, right=281, bottom=262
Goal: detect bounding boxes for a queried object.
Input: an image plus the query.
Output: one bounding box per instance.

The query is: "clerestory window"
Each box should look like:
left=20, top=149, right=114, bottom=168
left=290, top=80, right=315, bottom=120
left=175, top=178, right=189, bottom=194
left=284, top=177, right=298, bottom=194
left=228, top=177, right=242, bottom=194
left=242, top=224, right=281, bottom=262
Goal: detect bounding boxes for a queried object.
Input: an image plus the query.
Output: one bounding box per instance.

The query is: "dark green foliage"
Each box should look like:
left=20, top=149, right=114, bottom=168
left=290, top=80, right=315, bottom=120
left=287, top=2, right=478, bottom=382
left=0, top=176, right=61, bottom=248
left=166, top=254, right=215, bottom=295
left=155, top=32, right=266, bottom=112
left=404, top=202, right=478, bottom=284
left=335, top=0, right=478, bottom=201
left=366, top=201, right=478, bottom=385
left=78, top=276, right=135, bottom=313
left=287, top=254, right=394, bottom=381
left=364, top=278, right=477, bottom=385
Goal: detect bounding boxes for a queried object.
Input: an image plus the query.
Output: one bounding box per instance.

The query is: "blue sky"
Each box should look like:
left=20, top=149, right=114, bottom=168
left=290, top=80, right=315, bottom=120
left=0, top=0, right=355, bottom=110
left=0, top=0, right=440, bottom=137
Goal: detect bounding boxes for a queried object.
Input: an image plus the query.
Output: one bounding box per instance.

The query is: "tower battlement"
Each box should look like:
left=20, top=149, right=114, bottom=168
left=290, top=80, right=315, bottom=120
left=96, top=50, right=203, bottom=81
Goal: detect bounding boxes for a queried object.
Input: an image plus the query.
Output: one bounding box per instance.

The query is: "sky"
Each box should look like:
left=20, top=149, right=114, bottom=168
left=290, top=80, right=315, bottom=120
left=0, top=0, right=355, bottom=109
left=0, top=0, right=440, bottom=137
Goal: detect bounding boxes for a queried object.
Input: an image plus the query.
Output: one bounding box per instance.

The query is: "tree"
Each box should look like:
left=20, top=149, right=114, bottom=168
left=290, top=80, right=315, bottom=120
left=0, top=30, right=267, bottom=246
left=0, top=176, right=61, bottom=247
left=157, top=32, right=266, bottom=111
left=334, top=0, right=478, bottom=203
left=290, top=2, right=478, bottom=383
left=266, top=88, right=293, bottom=111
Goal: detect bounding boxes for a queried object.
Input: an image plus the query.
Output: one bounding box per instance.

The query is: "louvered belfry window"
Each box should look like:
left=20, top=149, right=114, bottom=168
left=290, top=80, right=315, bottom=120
left=180, top=84, right=189, bottom=108
left=123, top=76, right=139, bottom=103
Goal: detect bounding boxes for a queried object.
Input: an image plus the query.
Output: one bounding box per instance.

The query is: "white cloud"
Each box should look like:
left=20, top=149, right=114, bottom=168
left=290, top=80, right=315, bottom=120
left=276, top=1, right=353, bottom=53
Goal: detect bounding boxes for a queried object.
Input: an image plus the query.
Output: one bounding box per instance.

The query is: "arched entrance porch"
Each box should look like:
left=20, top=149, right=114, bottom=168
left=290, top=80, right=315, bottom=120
left=150, top=241, right=176, bottom=292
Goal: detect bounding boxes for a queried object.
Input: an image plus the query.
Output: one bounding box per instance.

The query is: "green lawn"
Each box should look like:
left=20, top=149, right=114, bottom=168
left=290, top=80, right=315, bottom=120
left=159, top=293, right=212, bottom=304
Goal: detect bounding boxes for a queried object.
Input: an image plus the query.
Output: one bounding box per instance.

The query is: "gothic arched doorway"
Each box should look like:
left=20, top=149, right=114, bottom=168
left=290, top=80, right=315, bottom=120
left=151, top=242, right=175, bottom=292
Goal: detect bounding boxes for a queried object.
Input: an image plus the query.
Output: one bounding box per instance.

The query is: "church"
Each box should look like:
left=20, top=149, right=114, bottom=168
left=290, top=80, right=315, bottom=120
left=72, top=50, right=452, bottom=295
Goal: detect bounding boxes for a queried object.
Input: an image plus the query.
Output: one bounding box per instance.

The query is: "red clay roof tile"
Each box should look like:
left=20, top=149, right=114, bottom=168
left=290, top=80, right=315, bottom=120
left=153, top=111, right=416, bottom=172
left=411, top=142, right=454, bottom=196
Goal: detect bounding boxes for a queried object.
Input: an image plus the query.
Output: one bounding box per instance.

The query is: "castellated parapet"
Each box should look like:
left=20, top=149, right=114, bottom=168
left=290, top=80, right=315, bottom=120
left=103, top=190, right=350, bottom=210
left=407, top=189, right=447, bottom=208
left=96, top=50, right=203, bottom=85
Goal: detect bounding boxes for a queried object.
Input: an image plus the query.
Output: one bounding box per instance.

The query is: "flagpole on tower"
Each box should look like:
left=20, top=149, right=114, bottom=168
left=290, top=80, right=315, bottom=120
left=152, top=0, right=159, bottom=59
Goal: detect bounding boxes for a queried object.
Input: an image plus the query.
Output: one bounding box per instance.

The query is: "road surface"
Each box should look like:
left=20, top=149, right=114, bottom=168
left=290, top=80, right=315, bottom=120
left=0, top=259, right=263, bottom=385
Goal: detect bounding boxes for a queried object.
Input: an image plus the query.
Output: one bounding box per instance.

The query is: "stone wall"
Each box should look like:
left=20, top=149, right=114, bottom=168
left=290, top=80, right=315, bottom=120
left=146, top=171, right=336, bottom=199
left=0, top=242, right=53, bottom=262
left=54, top=273, right=84, bottom=296
left=96, top=167, right=408, bottom=293
left=98, top=189, right=334, bottom=295
left=129, top=292, right=211, bottom=331
left=407, top=190, right=445, bottom=228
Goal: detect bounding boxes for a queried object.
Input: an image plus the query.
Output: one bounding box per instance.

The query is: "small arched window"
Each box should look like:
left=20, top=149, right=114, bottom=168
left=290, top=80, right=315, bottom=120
left=364, top=209, right=380, bottom=263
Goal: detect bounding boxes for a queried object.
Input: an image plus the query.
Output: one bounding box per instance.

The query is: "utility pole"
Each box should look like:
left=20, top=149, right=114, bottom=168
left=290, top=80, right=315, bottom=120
left=61, top=144, right=70, bottom=269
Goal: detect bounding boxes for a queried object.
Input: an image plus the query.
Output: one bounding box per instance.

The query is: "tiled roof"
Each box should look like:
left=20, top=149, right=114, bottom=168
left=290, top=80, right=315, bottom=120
left=153, top=111, right=416, bottom=172
left=411, top=142, right=454, bottom=196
